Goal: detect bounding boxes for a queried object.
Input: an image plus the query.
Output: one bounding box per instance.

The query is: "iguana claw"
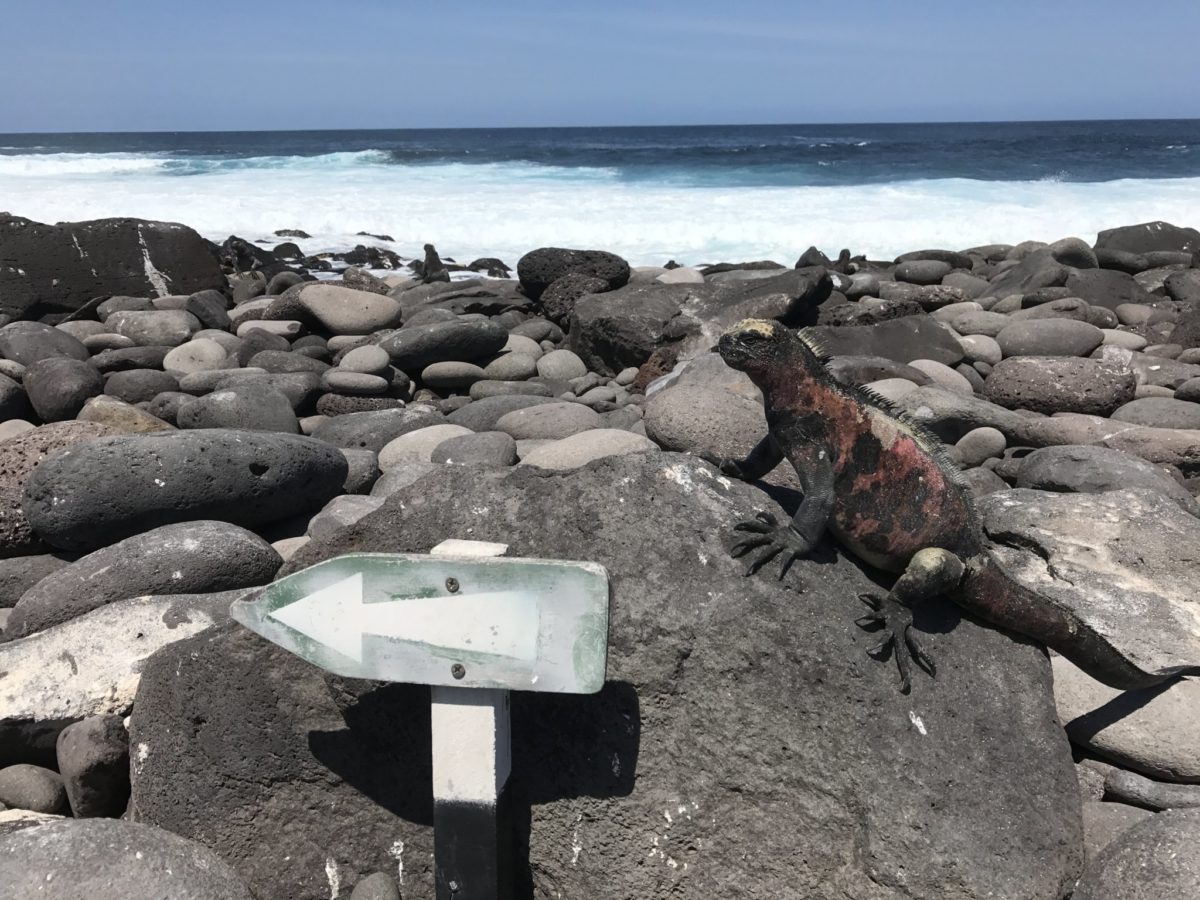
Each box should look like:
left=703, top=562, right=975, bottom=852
left=730, top=511, right=810, bottom=581
left=855, top=592, right=936, bottom=693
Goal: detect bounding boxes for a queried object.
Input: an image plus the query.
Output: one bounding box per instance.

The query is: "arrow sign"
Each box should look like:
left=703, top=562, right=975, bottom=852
left=230, top=552, right=609, bottom=693
left=268, top=573, right=540, bottom=664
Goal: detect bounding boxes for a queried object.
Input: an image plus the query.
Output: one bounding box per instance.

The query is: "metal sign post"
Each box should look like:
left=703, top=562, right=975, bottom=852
left=230, top=541, right=609, bottom=900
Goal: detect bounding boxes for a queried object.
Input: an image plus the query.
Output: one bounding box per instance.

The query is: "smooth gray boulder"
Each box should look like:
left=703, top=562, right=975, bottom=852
left=1073, top=808, right=1200, bottom=900
left=128, top=453, right=1081, bottom=899
left=22, top=430, right=347, bottom=552
left=311, top=406, right=444, bottom=453
left=176, top=384, right=300, bottom=433
left=1016, top=445, right=1199, bottom=515
left=983, top=356, right=1135, bottom=415
left=4, top=521, right=280, bottom=639
left=378, top=318, right=507, bottom=371
left=1054, top=655, right=1200, bottom=783
left=0, top=819, right=253, bottom=899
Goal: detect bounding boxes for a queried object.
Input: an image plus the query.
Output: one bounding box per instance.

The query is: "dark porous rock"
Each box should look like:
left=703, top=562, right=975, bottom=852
left=878, top=281, right=967, bottom=310
left=103, top=368, right=179, bottom=404
left=129, top=453, right=1081, bottom=900
left=378, top=318, right=508, bottom=371
left=1073, top=808, right=1200, bottom=900
left=894, top=258, right=953, bottom=285
left=90, top=345, right=171, bottom=373
left=314, top=394, right=408, bottom=416
left=429, top=430, right=517, bottom=466
left=826, top=355, right=932, bottom=387
left=805, top=315, right=965, bottom=366
left=517, top=247, right=631, bottom=300
left=0, top=553, right=73, bottom=609
left=23, top=358, right=104, bottom=422
left=979, top=248, right=1070, bottom=299
left=1111, top=396, right=1200, bottom=430
left=311, top=407, right=444, bottom=453
left=0, top=818, right=253, bottom=899
left=0, top=764, right=67, bottom=813
left=818, top=297, right=923, bottom=326
left=177, top=384, right=300, bottom=433
left=984, top=357, right=1135, bottom=415
left=0, top=215, right=224, bottom=320
left=5, top=521, right=280, bottom=639
left=643, top=385, right=770, bottom=468
left=994, top=319, right=1105, bottom=358
left=1094, top=220, right=1200, bottom=257
left=0, top=321, right=89, bottom=366
left=1065, top=269, right=1154, bottom=311
left=0, top=423, right=121, bottom=557
left=445, top=394, right=559, bottom=432
left=55, top=716, right=129, bottom=818
left=1080, top=802, right=1154, bottom=865
left=539, top=273, right=609, bottom=326
left=1017, top=445, right=1199, bottom=515
left=980, top=489, right=1200, bottom=674
left=22, top=430, right=347, bottom=552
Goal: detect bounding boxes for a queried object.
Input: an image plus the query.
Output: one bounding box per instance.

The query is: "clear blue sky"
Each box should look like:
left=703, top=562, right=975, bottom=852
left=3, top=0, right=1199, bottom=132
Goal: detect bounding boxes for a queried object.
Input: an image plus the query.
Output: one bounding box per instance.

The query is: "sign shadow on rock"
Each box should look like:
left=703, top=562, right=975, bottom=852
left=306, top=678, right=640, bottom=895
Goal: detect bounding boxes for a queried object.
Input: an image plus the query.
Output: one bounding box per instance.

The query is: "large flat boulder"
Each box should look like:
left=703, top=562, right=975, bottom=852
left=0, top=215, right=224, bottom=320
left=978, top=489, right=1200, bottom=675
left=129, top=453, right=1082, bottom=899
left=0, top=591, right=239, bottom=767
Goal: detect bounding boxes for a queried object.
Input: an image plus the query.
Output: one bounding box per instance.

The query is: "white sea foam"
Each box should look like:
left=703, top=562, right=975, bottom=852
left=1, top=151, right=1198, bottom=265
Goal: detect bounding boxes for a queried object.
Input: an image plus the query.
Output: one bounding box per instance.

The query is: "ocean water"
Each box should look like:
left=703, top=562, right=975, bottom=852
left=0, top=121, right=1198, bottom=267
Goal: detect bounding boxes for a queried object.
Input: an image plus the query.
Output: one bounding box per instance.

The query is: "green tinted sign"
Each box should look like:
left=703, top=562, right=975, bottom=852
left=230, top=553, right=609, bottom=694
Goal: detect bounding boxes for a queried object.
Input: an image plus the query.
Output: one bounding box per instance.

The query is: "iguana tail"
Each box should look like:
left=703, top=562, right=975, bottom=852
left=961, top=551, right=1200, bottom=691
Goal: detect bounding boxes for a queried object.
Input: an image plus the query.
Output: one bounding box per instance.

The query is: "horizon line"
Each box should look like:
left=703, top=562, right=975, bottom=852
left=2, top=115, right=1199, bottom=137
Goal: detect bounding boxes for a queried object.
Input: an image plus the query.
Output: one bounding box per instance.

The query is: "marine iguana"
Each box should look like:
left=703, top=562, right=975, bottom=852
left=714, top=317, right=1200, bottom=692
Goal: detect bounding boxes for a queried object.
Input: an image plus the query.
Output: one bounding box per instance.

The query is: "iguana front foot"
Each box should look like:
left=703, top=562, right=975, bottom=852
left=856, top=592, right=936, bottom=693
left=729, top=511, right=811, bottom=580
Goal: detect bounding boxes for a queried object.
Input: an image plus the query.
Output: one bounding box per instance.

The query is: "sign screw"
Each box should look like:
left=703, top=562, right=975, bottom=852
left=445, top=577, right=460, bottom=593
left=451, top=663, right=466, bottom=679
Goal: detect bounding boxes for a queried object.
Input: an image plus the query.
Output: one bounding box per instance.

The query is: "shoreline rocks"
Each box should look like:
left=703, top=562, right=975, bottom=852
left=1, top=219, right=1199, bottom=897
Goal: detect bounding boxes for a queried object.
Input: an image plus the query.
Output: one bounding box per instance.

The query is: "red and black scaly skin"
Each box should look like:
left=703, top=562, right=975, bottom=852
left=717, top=318, right=1199, bottom=692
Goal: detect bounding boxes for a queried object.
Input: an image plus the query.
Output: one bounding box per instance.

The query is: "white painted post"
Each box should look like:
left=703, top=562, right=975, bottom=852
left=429, top=540, right=513, bottom=899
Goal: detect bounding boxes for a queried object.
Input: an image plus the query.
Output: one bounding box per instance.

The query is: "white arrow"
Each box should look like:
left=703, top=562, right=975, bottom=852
left=268, top=573, right=540, bottom=663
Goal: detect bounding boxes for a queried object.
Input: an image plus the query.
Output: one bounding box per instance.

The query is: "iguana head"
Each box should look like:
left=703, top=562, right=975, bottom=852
left=719, top=318, right=820, bottom=380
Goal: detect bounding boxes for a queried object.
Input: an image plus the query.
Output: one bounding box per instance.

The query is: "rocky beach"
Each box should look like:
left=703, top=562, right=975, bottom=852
left=1, top=212, right=1199, bottom=898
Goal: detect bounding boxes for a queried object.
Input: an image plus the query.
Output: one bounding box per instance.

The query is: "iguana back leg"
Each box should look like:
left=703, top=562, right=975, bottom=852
left=856, top=547, right=966, bottom=692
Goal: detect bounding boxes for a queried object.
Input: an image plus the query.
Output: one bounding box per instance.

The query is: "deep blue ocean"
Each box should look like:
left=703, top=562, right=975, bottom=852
left=1, top=120, right=1197, bottom=265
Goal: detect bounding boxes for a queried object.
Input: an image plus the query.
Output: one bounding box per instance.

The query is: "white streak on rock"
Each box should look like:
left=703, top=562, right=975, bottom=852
left=387, top=840, right=404, bottom=885
left=137, top=226, right=172, bottom=296
left=324, top=857, right=339, bottom=898
left=909, top=710, right=928, bottom=735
